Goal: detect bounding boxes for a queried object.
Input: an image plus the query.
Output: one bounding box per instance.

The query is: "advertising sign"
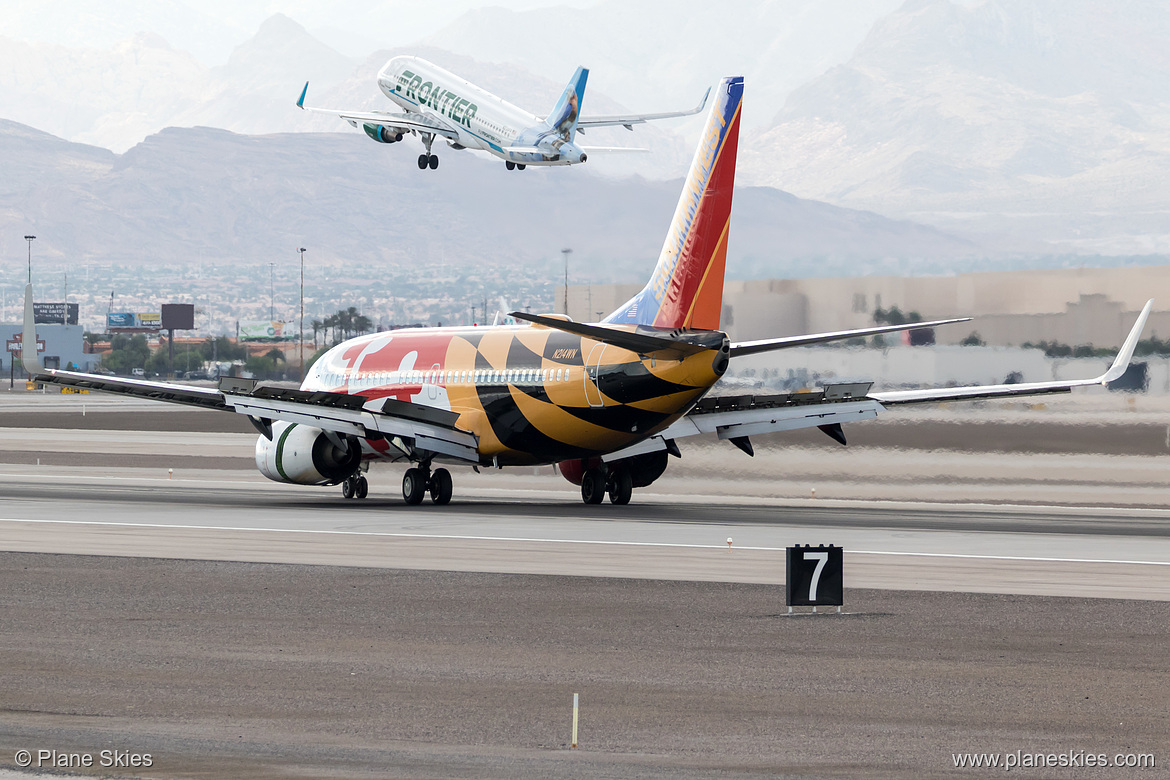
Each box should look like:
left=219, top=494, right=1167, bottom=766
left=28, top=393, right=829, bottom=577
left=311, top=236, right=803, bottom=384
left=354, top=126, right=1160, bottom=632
left=33, top=302, right=79, bottom=325
left=239, top=320, right=291, bottom=340
left=107, top=312, right=162, bottom=331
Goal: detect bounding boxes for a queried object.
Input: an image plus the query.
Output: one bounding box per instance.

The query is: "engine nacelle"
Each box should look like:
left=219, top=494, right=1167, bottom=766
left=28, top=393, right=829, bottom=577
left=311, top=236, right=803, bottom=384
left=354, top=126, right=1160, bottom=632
left=363, top=123, right=405, bottom=144
left=255, top=421, right=362, bottom=485
left=558, top=450, right=669, bottom=489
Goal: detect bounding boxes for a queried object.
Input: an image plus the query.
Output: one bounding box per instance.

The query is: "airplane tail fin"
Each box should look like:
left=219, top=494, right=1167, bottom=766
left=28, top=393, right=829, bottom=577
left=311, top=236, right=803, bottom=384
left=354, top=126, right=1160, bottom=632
left=603, top=76, right=743, bottom=331
left=548, top=67, right=589, bottom=142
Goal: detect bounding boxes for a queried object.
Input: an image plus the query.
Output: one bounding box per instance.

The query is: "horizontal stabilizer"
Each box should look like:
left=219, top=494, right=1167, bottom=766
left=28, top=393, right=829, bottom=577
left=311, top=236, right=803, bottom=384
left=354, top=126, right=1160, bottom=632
left=579, top=146, right=649, bottom=153
left=730, top=317, right=971, bottom=357
left=578, top=86, right=711, bottom=129
left=510, top=312, right=709, bottom=356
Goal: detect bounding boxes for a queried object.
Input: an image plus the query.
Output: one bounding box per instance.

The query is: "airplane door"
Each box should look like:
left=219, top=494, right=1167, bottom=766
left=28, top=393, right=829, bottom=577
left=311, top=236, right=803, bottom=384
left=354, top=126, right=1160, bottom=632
left=428, top=362, right=442, bottom=400
left=584, top=343, right=607, bottom=408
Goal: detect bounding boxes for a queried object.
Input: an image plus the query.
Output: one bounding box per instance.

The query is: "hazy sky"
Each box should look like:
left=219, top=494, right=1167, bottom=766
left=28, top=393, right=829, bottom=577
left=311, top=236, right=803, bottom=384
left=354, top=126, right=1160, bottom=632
left=4, top=0, right=605, bottom=64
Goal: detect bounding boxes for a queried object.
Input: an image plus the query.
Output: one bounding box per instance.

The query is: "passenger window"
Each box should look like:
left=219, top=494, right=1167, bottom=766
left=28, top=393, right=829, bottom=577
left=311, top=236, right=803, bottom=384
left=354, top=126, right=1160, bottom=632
left=556, top=369, right=563, bottom=381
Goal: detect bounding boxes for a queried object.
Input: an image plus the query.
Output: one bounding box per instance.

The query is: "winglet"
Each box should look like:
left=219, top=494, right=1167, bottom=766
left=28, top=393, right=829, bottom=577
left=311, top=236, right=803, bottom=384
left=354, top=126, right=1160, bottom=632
left=1101, top=298, right=1154, bottom=383
left=297, top=82, right=309, bottom=109
left=693, top=86, right=711, bottom=115
left=21, top=283, right=42, bottom=377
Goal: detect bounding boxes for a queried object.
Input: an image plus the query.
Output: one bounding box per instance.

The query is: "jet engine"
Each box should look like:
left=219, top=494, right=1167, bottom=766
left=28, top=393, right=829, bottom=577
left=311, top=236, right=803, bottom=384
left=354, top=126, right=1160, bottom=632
left=362, top=123, right=405, bottom=143
left=255, top=421, right=362, bottom=485
left=558, top=450, right=669, bottom=489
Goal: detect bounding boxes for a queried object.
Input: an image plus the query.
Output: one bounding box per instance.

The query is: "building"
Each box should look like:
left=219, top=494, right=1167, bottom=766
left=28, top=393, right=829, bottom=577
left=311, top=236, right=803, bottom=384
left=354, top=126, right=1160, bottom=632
left=0, top=323, right=95, bottom=379
left=563, top=264, right=1170, bottom=349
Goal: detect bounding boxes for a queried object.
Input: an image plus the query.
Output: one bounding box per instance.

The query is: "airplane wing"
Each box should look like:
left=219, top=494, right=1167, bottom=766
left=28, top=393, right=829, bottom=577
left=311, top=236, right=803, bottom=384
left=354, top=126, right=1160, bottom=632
left=27, top=368, right=482, bottom=463
left=870, top=298, right=1154, bottom=406
left=576, top=87, right=711, bottom=131
left=600, top=299, right=1154, bottom=460
left=296, top=82, right=461, bottom=141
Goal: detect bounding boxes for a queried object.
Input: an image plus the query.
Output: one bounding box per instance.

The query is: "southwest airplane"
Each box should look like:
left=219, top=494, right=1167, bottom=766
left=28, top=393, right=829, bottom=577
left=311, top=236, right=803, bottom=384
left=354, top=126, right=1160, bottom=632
left=296, top=55, right=708, bottom=170
left=23, top=77, right=1153, bottom=506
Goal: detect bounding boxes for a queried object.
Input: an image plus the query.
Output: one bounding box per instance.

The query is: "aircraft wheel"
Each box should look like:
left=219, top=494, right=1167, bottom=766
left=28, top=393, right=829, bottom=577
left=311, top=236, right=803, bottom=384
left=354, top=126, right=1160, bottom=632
left=608, top=468, right=633, bottom=505
left=395, top=133, right=404, bottom=142
left=342, top=476, right=356, bottom=499
left=355, top=475, right=369, bottom=499
left=506, top=160, right=515, bottom=170
left=429, top=468, right=453, bottom=505
left=517, top=163, right=526, bottom=171
left=417, top=154, right=429, bottom=170
left=581, top=469, right=605, bottom=505
left=402, top=468, right=427, bottom=505
left=428, top=155, right=439, bottom=170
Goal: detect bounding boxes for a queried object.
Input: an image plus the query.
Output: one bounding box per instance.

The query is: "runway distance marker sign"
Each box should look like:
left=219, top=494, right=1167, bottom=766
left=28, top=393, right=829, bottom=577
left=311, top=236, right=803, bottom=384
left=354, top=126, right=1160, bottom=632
left=786, top=544, right=843, bottom=611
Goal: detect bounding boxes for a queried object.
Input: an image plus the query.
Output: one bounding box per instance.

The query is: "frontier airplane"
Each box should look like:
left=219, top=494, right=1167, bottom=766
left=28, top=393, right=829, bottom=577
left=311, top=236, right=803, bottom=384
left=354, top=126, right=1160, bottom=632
left=24, top=77, right=1153, bottom=506
left=296, top=55, right=708, bottom=170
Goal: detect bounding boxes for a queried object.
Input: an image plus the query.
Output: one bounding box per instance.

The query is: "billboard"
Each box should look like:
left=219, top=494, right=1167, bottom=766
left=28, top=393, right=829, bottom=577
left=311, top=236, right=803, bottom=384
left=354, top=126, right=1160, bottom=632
left=239, top=320, right=293, bottom=341
left=33, top=302, right=79, bottom=325
left=161, top=303, right=195, bottom=330
left=107, top=312, right=162, bottom=331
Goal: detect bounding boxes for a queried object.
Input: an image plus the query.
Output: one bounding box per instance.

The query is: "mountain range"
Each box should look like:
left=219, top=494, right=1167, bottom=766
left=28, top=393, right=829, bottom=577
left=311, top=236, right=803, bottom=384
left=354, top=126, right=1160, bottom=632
left=0, top=118, right=978, bottom=281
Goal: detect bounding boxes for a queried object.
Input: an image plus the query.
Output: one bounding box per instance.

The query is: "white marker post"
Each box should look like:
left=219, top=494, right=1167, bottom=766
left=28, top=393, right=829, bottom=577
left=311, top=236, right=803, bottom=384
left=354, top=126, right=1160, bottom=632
left=727, top=537, right=733, bottom=552
left=571, top=693, right=579, bottom=748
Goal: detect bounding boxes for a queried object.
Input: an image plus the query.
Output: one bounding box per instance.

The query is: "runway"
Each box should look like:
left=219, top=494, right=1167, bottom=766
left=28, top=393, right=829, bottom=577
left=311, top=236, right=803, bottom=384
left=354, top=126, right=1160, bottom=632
left=3, top=398, right=1170, bottom=777
left=2, top=466, right=1169, bottom=600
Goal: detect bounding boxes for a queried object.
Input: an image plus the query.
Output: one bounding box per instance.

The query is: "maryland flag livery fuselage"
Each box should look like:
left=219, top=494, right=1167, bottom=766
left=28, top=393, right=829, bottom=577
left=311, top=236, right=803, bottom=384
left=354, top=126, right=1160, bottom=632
left=23, top=75, right=1154, bottom=506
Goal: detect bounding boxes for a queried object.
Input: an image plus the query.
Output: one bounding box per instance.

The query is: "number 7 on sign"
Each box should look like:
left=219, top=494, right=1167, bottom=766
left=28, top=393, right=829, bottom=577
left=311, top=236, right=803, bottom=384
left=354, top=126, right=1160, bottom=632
left=804, top=551, right=829, bottom=601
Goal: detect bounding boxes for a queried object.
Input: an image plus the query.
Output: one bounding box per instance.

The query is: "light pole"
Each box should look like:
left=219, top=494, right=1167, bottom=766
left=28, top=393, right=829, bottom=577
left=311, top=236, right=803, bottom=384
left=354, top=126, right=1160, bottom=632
left=298, top=247, right=306, bottom=383
left=561, top=248, right=572, bottom=315
left=24, top=235, right=35, bottom=283
left=268, top=262, right=276, bottom=321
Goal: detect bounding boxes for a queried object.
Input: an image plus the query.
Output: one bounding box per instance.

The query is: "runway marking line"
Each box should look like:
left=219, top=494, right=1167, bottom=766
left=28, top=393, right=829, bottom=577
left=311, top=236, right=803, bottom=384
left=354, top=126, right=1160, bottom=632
left=2, top=471, right=1170, bottom=517
left=1, top=517, right=1168, bottom=567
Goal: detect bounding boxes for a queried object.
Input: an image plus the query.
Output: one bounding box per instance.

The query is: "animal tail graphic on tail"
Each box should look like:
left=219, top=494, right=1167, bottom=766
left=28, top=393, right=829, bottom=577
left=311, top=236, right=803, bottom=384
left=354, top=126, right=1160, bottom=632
left=548, top=67, right=589, bottom=143
left=604, top=75, right=744, bottom=331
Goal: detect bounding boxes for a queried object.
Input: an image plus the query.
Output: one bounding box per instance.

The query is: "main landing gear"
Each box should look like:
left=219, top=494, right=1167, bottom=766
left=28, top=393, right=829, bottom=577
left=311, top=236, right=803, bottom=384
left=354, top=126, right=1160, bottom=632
left=580, top=466, right=632, bottom=505
left=341, top=473, right=368, bottom=500
left=417, top=133, right=439, bottom=170
left=504, top=161, right=526, bottom=171
left=402, top=463, right=453, bottom=506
